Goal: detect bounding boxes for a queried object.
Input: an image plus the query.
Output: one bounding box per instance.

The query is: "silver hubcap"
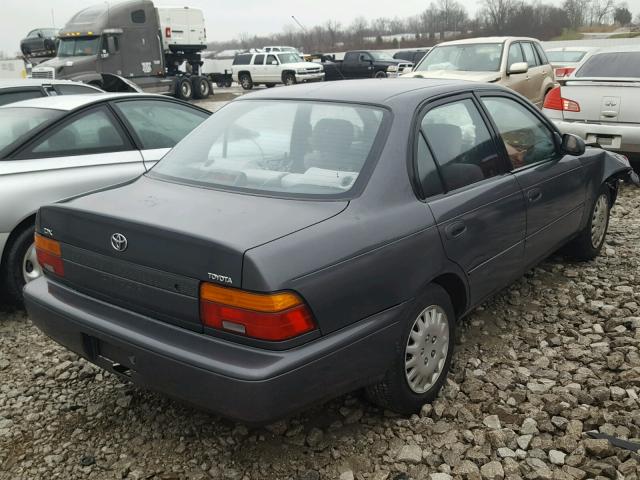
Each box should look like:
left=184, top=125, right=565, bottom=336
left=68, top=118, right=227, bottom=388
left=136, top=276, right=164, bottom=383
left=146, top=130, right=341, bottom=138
left=22, top=243, right=43, bottom=284
left=242, top=76, right=250, bottom=87
left=591, top=194, right=609, bottom=248
left=200, top=80, right=209, bottom=95
left=405, top=305, right=449, bottom=394
left=285, top=76, right=294, bottom=85
left=181, top=82, right=191, bottom=97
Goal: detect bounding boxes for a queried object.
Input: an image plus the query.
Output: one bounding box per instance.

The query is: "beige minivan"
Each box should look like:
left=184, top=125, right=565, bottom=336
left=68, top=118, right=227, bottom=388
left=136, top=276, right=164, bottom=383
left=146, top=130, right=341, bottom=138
left=402, top=37, right=556, bottom=108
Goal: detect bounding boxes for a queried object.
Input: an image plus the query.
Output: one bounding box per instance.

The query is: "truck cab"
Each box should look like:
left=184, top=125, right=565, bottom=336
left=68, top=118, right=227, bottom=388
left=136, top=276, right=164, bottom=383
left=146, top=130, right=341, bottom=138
left=31, top=0, right=211, bottom=100
left=340, top=51, right=413, bottom=79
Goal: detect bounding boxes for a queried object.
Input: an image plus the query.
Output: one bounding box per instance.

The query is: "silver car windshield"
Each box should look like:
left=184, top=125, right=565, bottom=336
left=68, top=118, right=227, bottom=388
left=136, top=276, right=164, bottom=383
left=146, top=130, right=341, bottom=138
left=415, top=44, right=503, bottom=72
left=0, top=108, right=63, bottom=152
left=150, top=100, right=386, bottom=197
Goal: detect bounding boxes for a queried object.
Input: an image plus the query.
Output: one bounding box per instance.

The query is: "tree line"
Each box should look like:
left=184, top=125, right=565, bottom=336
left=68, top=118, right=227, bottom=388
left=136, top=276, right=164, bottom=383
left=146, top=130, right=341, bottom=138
left=209, top=0, right=635, bottom=53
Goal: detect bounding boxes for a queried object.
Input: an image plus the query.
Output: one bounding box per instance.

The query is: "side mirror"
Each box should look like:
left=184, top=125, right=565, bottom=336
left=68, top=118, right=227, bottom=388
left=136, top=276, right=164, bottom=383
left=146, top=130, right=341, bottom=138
left=561, top=133, right=585, bottom=156
left=508, top=61, right=528, bottom=75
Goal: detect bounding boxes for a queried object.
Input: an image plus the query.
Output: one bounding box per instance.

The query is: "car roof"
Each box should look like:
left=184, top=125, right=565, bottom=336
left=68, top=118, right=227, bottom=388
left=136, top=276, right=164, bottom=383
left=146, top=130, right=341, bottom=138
left=437, top=36, right=539, bottom=46
left=0, top=79, right=100, bottom=89
left=0, top=92, right=167, bottom=111
left=235, top=78, right=485, bottom=106
left=545, top=46, right=599, bottom=52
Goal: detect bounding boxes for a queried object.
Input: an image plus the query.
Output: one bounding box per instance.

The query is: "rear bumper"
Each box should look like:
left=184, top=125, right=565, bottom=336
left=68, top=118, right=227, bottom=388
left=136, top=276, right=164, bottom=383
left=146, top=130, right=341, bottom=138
left=551, top=119, right=640, bottom=153
left=24, top=277, right=405, bottom=424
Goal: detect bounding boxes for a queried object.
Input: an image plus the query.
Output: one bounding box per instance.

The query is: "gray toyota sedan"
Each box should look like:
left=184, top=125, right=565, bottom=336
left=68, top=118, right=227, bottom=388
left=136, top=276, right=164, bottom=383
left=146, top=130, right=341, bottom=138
left=25, top=79, right=636, bottom=423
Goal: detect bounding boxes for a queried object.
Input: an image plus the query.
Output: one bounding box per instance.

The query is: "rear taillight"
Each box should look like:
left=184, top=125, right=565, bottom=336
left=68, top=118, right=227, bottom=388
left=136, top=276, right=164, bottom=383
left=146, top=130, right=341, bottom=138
left=543, top=86, right=580, bottom=112
left=165, top=27, right=171, bottom=38
left=554, top=67, right=575, bottom=78
left=200, top=283, right=316, bottom=341
left=34, top=233, right=64, bottom=277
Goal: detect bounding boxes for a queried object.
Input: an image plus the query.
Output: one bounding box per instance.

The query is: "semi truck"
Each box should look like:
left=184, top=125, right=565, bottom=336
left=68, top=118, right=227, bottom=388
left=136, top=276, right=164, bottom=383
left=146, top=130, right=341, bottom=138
left=30, top=0, right=212, bottom=100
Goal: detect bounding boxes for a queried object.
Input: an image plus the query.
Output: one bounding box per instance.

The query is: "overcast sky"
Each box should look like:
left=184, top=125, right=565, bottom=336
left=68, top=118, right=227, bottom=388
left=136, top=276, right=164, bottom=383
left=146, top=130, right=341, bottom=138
left=2, top=0, right=640, bottom=54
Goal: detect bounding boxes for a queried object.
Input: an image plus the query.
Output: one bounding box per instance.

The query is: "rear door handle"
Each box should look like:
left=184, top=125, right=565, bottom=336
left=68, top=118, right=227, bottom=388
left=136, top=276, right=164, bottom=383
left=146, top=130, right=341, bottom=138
left=445, top=221, right=467, bottom=239
left=527, top=188, right=542, bottom=203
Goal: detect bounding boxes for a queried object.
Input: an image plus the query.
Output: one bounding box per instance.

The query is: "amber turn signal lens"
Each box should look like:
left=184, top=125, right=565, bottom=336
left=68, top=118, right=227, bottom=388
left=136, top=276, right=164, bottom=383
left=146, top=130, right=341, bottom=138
left=200, top=282, right=303, bottom=312
left=34, top=233, right=64, bottom=277
left=34, top=233, right=61, bottom=256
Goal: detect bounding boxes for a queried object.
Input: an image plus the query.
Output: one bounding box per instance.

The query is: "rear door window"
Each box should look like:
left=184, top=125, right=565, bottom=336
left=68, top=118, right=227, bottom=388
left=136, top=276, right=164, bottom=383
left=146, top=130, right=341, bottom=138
left=113, top=100, right=209, bottom=150
left=521, top=42, right=539, bottom=67
left=421, top=98, right=502, bottom=191
left=233, top=54, right=251, bottom=65
left=25, top=106, right=130, bottom=157
left=253, top=54, right=265, bottom=65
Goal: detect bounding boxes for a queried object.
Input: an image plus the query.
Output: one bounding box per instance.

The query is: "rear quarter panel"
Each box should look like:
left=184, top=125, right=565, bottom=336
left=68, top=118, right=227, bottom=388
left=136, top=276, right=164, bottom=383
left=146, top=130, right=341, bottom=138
left=243, top=199, right=458, bottom=334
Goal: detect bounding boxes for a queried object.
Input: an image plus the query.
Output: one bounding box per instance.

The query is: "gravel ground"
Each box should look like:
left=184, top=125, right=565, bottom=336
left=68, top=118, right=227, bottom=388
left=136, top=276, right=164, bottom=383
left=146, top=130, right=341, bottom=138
left=1, top=186, right=639, bottom=480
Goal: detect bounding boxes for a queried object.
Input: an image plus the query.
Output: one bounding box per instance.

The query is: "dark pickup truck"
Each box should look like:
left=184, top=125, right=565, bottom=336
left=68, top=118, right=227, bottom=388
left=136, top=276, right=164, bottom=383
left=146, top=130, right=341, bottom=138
left=20, top=28, right=59, bottom=64
left=320, top=50, right=413, bottom=81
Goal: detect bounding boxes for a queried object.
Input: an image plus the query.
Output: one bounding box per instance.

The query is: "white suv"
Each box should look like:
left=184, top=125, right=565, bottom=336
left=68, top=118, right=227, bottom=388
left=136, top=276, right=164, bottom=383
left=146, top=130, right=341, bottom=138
left=232, top=52, right=324, bottom=90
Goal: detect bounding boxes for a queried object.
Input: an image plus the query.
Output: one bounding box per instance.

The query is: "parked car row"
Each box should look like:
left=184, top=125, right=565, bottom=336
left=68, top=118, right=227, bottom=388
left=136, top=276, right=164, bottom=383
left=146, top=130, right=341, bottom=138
left=4, top=32, right=640, bottom=424
left=14, top=74, right=637, bottom=423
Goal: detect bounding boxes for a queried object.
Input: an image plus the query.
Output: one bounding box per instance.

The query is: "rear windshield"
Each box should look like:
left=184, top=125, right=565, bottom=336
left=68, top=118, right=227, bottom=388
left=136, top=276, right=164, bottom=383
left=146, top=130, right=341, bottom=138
left=0, top=107, right=63, bottom=152
left=575, top=52, right=640, bottom=78
left=546, top=50, right=588, bottom=63
left=149, top=100, right=386, bottom=198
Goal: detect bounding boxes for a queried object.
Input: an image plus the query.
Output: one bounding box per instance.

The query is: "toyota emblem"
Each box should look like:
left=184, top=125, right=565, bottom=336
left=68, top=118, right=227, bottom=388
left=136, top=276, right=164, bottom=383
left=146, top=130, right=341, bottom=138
left=110, top=233, right=128, bottom=252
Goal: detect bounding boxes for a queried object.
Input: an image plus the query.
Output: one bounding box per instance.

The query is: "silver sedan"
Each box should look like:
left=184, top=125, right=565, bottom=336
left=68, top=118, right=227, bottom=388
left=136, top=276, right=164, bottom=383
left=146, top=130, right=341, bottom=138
left=543, top=46, right=640, bottom=169
left=0, top=93, right=210, bottom=303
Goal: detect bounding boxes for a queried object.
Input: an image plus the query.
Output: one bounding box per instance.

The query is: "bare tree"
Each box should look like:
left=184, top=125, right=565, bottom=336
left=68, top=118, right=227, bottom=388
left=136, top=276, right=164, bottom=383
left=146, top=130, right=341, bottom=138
left=482, top=0, right=514, bottom=34
left=590, top=0, right=616, bottom=24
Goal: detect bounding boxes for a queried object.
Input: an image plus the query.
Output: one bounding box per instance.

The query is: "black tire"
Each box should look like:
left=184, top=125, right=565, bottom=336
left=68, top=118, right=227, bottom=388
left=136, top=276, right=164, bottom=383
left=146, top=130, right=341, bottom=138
left=2, top=225, right=36, bottom=306
left=216, top=80, right=225, bottom=88
left=239, top=73, right=253, bottom=90
left=366, top=284, right=456, bottom=414
left=224, top=79, right=232, bottom=88
left=283, top=73, right=296, bottom=86
left=374, top=70, right=388, bottom=79
left=192, top=76, right=211, bottom=99
left=176, top=78, right=193, bottom=100
left=565, top=185, right=611, bottom=261
left=265, top=83, right=276, bottom=88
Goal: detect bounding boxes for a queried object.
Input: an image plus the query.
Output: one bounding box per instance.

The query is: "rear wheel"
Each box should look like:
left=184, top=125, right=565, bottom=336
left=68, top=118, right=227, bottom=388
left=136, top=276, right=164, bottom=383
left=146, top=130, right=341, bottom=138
left=2, top=225, right=39, bottom=305
left=224, top=78, right=233, bottom=88
left=193, top=76, right=211, bottom=99
left=239, top=73, right=253, bottom=90
left=565, top=186, right=611, bottom=260
left=176, top=78, right=193, bottom=100
left=374, top=70, right=388, bottom=78
left=366, top=284, right=455, bottom=413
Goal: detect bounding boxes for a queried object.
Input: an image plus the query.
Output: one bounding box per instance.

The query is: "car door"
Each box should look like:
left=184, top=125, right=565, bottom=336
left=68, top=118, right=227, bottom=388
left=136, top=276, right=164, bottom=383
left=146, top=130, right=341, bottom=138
left=502, top=42, right=530, bottom=99
left=264, top=54, right=280, bottom=83
left=478, top=93, right=586, bottom=266
left=520, top=42, right=544, bottom=107
left=111, top=98, right=210, bottom=168
left=251, top=54, right=266, bottom=82
left=3, top=106, right=144, bottom=230
left=418, top=94, right=526, bottom=305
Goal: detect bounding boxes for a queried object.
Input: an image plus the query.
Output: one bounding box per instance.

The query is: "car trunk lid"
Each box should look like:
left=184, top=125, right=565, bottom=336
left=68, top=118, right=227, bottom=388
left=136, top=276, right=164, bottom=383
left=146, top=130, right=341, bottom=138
left=561, top=80, right=640, bottom=124
left=38, top=176, right=347, bottom=331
